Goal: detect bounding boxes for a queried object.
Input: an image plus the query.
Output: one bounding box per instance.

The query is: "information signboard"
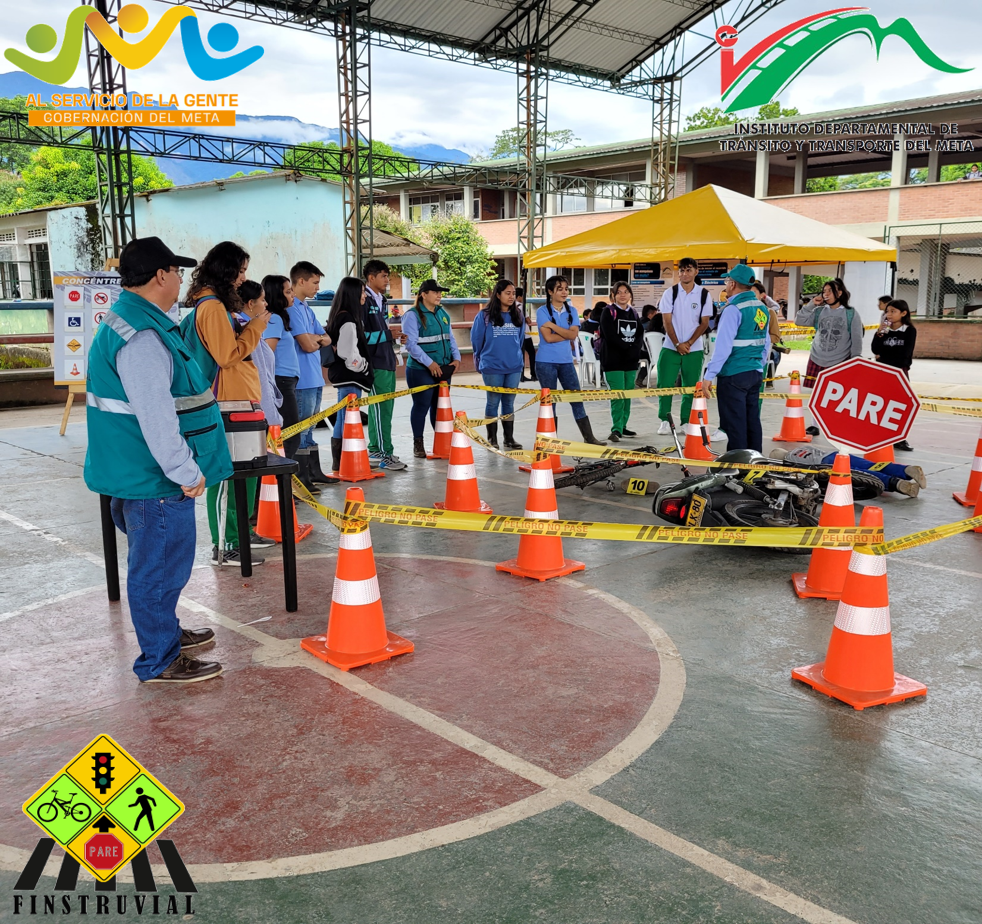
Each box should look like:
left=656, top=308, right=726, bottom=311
left=52, top=271, right=122, bottom=386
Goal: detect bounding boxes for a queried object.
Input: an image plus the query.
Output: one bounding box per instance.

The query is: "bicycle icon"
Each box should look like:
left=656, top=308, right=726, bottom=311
left=37, top=790, right=91, bottom=824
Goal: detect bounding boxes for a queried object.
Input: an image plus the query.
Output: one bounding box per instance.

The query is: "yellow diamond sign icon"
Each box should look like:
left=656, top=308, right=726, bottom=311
left=22, top=735, right=185, bottom=882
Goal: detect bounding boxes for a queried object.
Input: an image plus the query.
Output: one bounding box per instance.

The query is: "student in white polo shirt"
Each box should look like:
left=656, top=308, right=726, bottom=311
left=655, top=257, right=713, bottom=435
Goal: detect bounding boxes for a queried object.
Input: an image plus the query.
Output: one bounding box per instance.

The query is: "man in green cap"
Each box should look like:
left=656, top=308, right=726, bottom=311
left=698, top=264, right=770, bottom=452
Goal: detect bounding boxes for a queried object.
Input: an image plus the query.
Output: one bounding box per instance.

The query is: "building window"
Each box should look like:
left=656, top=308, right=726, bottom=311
left=0, top=261, right=21, bottom=299
left=559, top=267, right=585, bottom=296
left=593, top=171, right=647, bottom=210
left=29, top=242, right=52, bottom=299
left=559, top=185, right=587, bottom=213
left=593, top=268, right=629, bottom=295
left=444, top=191, right=464, bottom=216
left=473, top=195, right=481, bottom=220
left=409, top=194, right=440, bottom=224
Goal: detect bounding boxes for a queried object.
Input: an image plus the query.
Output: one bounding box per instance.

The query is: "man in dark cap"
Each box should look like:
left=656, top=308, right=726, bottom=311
left=85, top=237, right=233, bottom=683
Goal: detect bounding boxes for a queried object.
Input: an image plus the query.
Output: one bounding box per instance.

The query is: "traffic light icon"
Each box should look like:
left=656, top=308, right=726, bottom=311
left=92, top=753, right=114, bottom=794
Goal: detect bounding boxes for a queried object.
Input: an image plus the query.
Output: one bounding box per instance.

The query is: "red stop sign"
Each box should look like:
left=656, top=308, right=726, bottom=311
left=811, top=357, right=919, bottom=452
left=85, top=833, right=124, bottom=869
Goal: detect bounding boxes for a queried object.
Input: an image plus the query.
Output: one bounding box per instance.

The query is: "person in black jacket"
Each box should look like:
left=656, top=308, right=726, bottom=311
left=872, top=298, right=917, bottom=452
left=598, top=282, right=642, bottom=441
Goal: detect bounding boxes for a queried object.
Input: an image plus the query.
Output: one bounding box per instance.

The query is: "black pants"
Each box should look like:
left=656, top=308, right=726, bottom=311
left=276, top=374, right=301, bottom=459
left=716, top=370, right=763, bottom=452
left=523, top=337, right=536, bottom=379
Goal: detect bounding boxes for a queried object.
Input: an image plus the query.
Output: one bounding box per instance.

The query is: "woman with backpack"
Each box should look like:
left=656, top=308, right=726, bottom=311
left=261, top=274, right=304, bottom=461
left=873, top=298, right=917, bottom=451
left=470, top=278, right=525, bottom=450
left=534, top=275, right=606, bottom=445
left=182, top=241, right=270, bottom=566
left=324, top=276, right=374, bottom=473
left=596, top=282, right=642, bottom=441
left=795, top=277, right=864, bottom=434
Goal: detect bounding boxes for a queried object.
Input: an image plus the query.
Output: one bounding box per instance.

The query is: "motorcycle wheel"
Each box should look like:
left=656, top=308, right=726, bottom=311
left=554, top=462, right=623, bottom=491
left=849, top=471, right=885, bottom=500
left=722, top=501, right=821, bottom=554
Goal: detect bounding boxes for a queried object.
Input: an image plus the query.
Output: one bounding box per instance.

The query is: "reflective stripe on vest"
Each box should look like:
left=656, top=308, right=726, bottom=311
left=88, top=388, right=214, bottom=416
left=732, top=337, right=768, bottom=346
left=101, top=311, right=137, bottom=342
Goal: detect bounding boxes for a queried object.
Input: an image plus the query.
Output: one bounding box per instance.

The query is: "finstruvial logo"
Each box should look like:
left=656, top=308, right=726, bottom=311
left=715, top=6, right=970, bottom=113
left=13, top=735, right=197, bottom=917
left=5, top=3, right=264, bottom=86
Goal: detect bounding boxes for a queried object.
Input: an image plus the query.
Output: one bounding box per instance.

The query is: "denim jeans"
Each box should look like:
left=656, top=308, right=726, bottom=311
left=296, top=385, right=323, bottom=451
left=111, top=495, right=195, bottom=681
left=534, top=361, right=586, bottom=421
left=716, top=370, right=764, bottom=452
left=332, top=385, right=363, bottom=438
left=482, top=371, right=521, bottom=418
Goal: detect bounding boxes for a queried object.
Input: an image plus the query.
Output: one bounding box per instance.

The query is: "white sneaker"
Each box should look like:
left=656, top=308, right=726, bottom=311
left=657, top=420, right=671, bottom=436
left=710, top=429, right=726, bottom=442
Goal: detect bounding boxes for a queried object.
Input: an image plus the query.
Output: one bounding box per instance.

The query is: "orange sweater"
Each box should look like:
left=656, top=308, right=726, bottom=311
left=193, top=287, right=267, bottom=402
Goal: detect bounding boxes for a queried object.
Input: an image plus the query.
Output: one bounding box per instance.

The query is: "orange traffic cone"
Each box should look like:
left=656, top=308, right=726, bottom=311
left=792, top=505, right=927, bottom=710
left=497, top=456, right=585, bottom=581
left=337, top=396, right=383, bottom=482
left=954, top=422, right=982, bottom=506
left=520, top=388, right=574, bottom=474
left=682, top=382, right=715, bottom=462
left=792, top=453, right=855, bottom=600
left=257, top=425, right=313, bottom=543
left=427, top=383, right=455, bottom=460
left=772, top=371, right=812, bottom=442
left=972, top=487, right=982, bottom=533
left=435, top=412, right=493, bottom=513
left=301, top=488, right=413, bottom=671
left=864, top=445, right=895, bottom=464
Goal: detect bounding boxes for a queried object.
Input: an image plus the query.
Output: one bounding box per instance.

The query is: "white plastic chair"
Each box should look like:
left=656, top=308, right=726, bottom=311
left=643, top=331, right=664, bottom=387
left=578, top=332, right=600, bottom=387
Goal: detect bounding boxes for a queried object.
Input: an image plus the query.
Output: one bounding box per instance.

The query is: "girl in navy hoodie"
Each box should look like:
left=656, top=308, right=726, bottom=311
left=470, top=279, right=525, bottom=449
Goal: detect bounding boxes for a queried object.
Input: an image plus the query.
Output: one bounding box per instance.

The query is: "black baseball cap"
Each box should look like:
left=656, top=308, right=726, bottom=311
left=418, top=279, right=449, bottom=294
left=119, top=237, right=196, bottom=276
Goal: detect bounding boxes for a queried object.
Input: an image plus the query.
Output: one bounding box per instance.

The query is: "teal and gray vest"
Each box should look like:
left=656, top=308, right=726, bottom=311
left=719, top=291, right=769, bottom=378
left=408, top=305, right=454, bottom=370
left=84, top=289, right=234, bottom=499
left=178, top=294, right=232, bottom=385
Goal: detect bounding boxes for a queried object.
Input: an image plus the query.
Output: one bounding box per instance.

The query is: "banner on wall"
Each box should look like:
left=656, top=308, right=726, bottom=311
left=52, top=271, right=122, bottom=387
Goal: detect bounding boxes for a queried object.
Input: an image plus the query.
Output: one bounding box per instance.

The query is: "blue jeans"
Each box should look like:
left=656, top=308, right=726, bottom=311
left=534, top=361, right=586, bottom=421
left=482, top=371, right=521, bottom=418
left=716, top=370, right=763, bottom=452
left=296, top=385, right=323, bottom=451
left=332, top=385, right=363, bottom=438
left=405, top=365, right=442, bottom=438
left=111, top=495, right=195, bottom=681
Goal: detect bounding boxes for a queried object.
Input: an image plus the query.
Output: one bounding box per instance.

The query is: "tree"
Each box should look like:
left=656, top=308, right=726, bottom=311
left=283, top=139, right=417, bottom=181
left=4, top=144, right=171, bottom=212
left=229, top=169, right=269, bottom=178
left=422, top=214, right=498, bottom=296
left=472, top=127, right=582, bottom=161
left=684, top=102, right=800, bottom=132
left=368, top=205, right=430, bottom=291
left=0, top=96, right=36, bottom=174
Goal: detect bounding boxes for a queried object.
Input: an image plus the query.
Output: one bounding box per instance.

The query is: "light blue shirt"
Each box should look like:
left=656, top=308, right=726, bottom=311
left=287, top=297, right=324, bottom=390
left=262, top=312, right=301, bottom=379
left=704, top=294, right=770, bottom=382
left=535, top=303, right=579, bottom=364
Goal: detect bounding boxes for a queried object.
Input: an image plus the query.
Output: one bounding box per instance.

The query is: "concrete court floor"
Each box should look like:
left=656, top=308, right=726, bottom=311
left=1, top=355, right=981, bottom=924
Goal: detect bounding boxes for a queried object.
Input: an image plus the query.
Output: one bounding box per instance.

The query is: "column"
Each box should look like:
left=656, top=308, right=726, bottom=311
left=926, top=146, right=941, bottom=184
left=890, top=134, right=908, bottom=187
left=399, top=189, right=409, bottom=223
left=787, top=266, right=802, bottom=321
left=754, top=149, right=770, bottom=199
left=462, top=185, right=474, bottom=220
left=793, top=152, right=807, bottom=194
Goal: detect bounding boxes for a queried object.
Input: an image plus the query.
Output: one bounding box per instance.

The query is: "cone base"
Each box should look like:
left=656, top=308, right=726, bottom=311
left=519, top=462, right=575, bottom=473
left=334, top=470, right=385, bottom=482
left=295, top=523, right=314, bottom=542
left=300, top=630, right=414, bottom=671
left=773, top=434, right=813, bottom=443
left=434, top=500, right=493, bottom=513
left=426, top=452, right=451, bottom=461
left=496, top=558, right=585, bottom=582
left=953, top=491, right=977, bottom=507
left=792, top=661, right=927, bottom=710
left=791, top=572, right=843, bottom=601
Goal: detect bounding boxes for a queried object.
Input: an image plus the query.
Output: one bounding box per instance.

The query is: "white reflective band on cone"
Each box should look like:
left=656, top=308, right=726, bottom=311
left=438, top=398, right=452, bottom=408
left=345, top=409, right=361, bottom=423
left=972, top=456, right=982, bottom=473
left=435, top=420, right=453, bottom=432
left=447, top=463, right=477, bottom=481
left=259, top=483, right=279, bottom=502
left=342, top=438, right=366, bottom=452
left=332, top=575, right=381, bottom=605
left=339, top=530, right=373, bottom=550
left=529, top=468, right=555, bottom=489
left=451, top=431, right=470, bottom=447
left=824, top=482, right=854, bottom=506
left=524, top=508, right=558, bottom=519
left=834, top=602, right=891, bottom=636
left=848, top=549, right=887, bottom=576
left=536, top=429, right=554, bottom=439
left=784, top=407, right=804, bottom=417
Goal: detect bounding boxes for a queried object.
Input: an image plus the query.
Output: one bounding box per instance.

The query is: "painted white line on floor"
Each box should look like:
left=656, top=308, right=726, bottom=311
left=0, top=506, right=104, bottom=567
left=0, top=585, right=105, bottom=624
left=575, top=792, right=860, bottom=924
left=900, top=559, right=982, bottom=580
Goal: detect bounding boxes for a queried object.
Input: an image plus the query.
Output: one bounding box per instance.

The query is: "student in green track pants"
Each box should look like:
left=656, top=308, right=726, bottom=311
left=597, top=282, right=643, bottom=441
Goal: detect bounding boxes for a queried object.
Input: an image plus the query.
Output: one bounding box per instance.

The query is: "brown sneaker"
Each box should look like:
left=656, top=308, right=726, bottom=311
left=142, top=652, right=223, bottom=684
left=180, top=627, right=215, bottom=650
left=413, top=438, right=426, bottom=459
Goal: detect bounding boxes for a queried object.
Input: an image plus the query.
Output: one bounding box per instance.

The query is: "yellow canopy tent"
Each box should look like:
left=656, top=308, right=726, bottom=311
left=522, top=184, right=897, bottom=268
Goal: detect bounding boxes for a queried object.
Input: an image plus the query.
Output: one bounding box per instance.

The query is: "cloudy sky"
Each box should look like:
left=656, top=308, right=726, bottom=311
left=3, top=0, right=980, bottom=153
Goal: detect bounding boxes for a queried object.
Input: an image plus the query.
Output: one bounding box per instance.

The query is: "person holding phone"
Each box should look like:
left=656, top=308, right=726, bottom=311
left=872, top=298, right=917, bottom=451
left=402, top=280, right=461, bottom=458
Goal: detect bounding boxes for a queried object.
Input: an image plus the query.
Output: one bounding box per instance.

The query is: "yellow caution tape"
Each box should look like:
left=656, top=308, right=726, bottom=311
left=915, top=394, right=982, bottom=403
left=279, top=395, right=350, bottom=441
left=463, top=394, right=542, bottom=427
left=919, top=402, right=982, bottom=418
left=454, top=417, right=538, bottom=463
left=873, top=514, right=982, bottom=555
